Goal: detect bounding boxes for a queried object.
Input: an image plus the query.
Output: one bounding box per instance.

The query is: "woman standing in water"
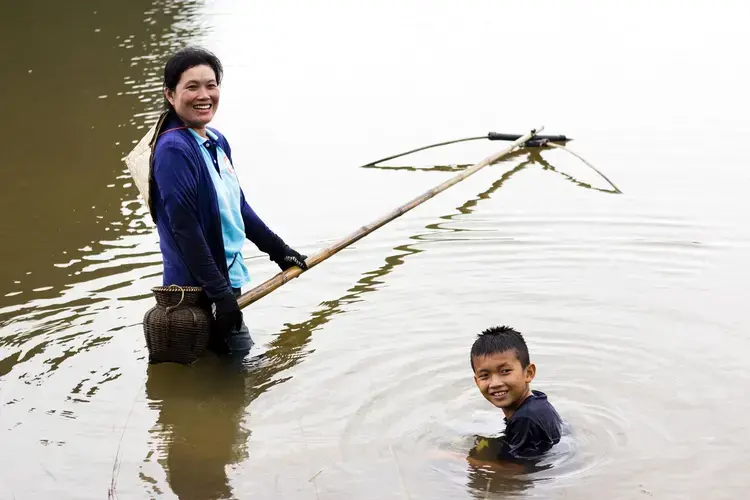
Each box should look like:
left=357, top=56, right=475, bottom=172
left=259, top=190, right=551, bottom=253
left=150, top=46, right=308, bottom=356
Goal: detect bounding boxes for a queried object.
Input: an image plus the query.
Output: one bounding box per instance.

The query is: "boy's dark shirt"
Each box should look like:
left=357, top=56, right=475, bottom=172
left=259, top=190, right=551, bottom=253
left=471, top=390, right=563, bottom=463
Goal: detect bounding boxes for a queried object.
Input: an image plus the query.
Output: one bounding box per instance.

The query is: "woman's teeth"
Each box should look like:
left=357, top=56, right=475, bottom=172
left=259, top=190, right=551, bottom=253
left=194, top=104, right=211, bottom=109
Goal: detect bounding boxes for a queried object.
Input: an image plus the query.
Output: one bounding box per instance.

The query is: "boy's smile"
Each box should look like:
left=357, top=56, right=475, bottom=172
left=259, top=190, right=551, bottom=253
left=473, top=350, right=536, bottom=418
left=489, top=389, right=509, bottom=402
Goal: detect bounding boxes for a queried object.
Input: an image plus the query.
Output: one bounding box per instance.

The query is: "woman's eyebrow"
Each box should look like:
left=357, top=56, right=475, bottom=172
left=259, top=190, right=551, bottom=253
left=183, top=78, right=217, bottom=85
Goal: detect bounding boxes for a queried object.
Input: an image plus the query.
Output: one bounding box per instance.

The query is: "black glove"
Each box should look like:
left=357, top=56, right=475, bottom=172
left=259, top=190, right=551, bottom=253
left=213, top=292, right=243, bottom=340
left=272, top=245, right=308, bottom=271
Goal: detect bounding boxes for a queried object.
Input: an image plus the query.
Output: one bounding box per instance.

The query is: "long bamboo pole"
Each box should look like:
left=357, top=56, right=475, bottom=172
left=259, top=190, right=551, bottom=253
left=237, top=126, right=543, bottom=309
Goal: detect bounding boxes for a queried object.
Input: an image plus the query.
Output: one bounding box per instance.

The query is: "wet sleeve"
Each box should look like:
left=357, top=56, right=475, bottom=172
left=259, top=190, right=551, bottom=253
left=153, top=144, right=233, bottom=301
left=502, top=417, right=556, bottom=461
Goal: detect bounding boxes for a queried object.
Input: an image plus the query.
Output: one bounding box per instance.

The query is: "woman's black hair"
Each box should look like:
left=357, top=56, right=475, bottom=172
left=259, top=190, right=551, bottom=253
left=163, top=46, right=223, bottom=111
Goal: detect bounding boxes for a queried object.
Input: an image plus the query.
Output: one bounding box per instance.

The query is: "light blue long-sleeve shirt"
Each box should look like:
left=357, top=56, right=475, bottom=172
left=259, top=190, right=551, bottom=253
left=188, top=128, right=251, bottom=289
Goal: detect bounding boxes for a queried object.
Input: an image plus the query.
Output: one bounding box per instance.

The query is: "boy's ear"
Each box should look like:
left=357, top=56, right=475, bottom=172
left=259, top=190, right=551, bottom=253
left=524, top=363, right=536, bottom=383
left=473, top=374, right=480, bottom=389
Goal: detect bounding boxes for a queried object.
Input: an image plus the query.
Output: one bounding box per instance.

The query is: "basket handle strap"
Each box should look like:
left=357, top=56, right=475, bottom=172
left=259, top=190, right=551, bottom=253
left=163, top=285, right=187, bottom=352
left=165, top=285, right=186, bottom=314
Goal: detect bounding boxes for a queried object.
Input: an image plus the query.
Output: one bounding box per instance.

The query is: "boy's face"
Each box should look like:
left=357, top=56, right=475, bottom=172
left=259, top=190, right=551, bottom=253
left=473, top=350, right=536, bottom=416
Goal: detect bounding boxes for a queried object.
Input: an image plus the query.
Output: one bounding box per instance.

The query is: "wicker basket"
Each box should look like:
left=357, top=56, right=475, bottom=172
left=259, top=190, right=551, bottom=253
left=143, top=285, right=212, bottom=364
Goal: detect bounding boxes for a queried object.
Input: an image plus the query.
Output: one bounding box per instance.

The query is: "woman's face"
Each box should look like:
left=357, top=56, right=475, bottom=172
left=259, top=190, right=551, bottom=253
left=165, top=64, right=220, bottom=130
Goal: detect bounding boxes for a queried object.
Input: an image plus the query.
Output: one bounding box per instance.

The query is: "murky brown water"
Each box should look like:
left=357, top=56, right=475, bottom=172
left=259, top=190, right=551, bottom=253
left=2, top=0, right=750, bottom=498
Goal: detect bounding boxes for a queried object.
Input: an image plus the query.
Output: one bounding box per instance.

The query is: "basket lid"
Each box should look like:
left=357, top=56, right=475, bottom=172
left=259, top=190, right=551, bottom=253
left=151, top=285, right=205, bottom=307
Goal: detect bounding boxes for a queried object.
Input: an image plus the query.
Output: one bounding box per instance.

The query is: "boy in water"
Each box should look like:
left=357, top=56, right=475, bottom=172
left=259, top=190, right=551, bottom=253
left=469, top=325, right=563, bottom=463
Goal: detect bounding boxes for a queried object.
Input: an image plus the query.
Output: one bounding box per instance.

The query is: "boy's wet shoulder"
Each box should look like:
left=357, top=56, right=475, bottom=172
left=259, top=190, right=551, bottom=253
left=494, top=390, right=563, bottom=462
left=507, top=390, right=562, bottom=425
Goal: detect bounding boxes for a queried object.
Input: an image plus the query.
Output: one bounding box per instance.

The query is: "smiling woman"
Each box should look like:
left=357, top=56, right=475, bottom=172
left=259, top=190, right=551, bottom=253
left=163, top=53, right=221, bottom=136
left=147, top=46, right=309, bottom=359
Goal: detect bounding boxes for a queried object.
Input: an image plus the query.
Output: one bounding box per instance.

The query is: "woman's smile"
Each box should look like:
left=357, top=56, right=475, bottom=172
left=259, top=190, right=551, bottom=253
left=165, top=64, right=220, bottom=132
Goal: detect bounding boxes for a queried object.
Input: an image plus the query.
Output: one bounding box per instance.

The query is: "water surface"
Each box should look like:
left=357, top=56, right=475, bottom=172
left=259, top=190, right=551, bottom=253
left=1, top=1, right=749, bottom=499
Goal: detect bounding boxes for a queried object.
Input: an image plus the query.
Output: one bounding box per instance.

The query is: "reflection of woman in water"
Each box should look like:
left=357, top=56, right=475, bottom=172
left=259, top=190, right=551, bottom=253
left=143, top=360, right=252, bottom=500
left=141, top=309, right=317, bottom=500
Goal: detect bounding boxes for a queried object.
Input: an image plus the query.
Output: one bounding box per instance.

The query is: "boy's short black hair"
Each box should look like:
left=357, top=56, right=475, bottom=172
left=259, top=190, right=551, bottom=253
left=470, top=325, right=530, bottom=371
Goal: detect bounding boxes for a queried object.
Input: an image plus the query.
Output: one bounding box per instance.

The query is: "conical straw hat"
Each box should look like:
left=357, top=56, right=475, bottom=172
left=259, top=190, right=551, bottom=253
left=122, top=111, right=170, bottom=219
